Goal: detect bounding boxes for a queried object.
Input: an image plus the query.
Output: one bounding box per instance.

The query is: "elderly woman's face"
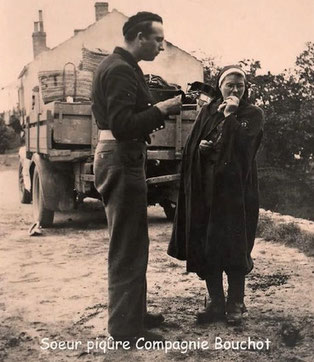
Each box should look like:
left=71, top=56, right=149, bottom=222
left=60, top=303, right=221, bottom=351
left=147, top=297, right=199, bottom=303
left=219, top=73, right=245, bottom=100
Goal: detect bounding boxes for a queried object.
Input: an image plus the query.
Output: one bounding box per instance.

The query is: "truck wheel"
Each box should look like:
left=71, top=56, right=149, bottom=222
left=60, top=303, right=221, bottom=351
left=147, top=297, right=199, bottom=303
left=32, top=167, right=54, bottom=227
left=161, top=200, right=176, bottom=221
left=18, top=161, right=31, bottom=204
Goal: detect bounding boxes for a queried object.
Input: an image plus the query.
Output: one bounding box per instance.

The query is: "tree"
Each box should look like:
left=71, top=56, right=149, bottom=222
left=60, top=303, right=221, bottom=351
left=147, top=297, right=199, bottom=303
left=295, top=42, right=314, bottom=100
left=201, top=56, right=221, bottom=86
left=248, top=44, right=314, bottom=169
left=0, top=117, right=16, bottom=154
left=9, top=114, right=23, bottom=134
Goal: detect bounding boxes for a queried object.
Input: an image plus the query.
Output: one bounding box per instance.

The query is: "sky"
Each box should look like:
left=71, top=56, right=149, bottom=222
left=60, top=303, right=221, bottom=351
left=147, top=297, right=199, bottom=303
left=0, top=0, right=313, bottom=90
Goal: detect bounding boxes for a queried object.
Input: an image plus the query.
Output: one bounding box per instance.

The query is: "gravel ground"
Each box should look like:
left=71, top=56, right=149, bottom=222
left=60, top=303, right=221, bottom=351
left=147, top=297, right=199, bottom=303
left=0, top=158, right=313, bottom=362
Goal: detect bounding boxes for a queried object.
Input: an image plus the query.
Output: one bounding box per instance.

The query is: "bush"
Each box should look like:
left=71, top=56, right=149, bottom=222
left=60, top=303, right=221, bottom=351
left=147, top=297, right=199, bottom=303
left=0, top=119, right=18, bottom=154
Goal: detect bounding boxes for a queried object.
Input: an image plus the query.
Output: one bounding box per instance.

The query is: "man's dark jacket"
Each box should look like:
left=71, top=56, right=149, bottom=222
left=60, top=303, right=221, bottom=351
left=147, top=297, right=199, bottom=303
left=92, top=47, right=164, bottom=140
left=168, top=99, right=264, bottom=277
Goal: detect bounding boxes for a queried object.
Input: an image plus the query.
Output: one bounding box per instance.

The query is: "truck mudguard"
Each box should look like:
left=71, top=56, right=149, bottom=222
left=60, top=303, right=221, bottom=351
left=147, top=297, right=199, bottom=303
left=32, top=153, right=75, bottom=211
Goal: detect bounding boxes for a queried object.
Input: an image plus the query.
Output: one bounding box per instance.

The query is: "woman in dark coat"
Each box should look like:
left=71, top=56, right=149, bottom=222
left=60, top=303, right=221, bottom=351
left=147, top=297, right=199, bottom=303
left=168, top=65, right=264, bottom=325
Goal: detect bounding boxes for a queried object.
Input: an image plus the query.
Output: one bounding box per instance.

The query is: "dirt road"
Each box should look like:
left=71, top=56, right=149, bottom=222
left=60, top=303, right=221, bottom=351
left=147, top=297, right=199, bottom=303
left=0, top=160, right=313, bottom=361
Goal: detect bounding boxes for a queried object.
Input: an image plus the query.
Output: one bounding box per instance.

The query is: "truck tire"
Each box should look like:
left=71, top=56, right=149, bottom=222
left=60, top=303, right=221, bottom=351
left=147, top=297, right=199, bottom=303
left=161, top=200, right=176, bottom=221
left=18, top=161, right=32, bottom=204
left=32, top=167, right=54, bottom=227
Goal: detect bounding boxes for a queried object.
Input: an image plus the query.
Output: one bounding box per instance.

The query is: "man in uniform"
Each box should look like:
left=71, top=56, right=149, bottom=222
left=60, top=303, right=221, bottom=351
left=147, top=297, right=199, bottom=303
left=92, top=12, right=181, bottom=342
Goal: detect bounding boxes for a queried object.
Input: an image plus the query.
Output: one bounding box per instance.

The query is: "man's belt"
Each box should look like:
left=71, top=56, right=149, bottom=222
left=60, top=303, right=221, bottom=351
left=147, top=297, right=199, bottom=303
left=98, top=130, right=116, bottom=141
left=98, top=129, right=145, bottom=143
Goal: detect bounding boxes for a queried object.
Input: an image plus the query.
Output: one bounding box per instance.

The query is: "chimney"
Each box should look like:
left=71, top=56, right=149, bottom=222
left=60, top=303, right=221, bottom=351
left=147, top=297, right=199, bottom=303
left=38, top=10, right=44, bottom=31
left=95, top=2, right=109, bottom=21
left=32, top=10, right=48, bottom=58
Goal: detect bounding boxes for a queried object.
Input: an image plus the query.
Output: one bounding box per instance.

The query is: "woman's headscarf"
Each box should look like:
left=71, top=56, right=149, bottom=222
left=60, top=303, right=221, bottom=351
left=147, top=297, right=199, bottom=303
left=213, top=65, right=249, bottom=102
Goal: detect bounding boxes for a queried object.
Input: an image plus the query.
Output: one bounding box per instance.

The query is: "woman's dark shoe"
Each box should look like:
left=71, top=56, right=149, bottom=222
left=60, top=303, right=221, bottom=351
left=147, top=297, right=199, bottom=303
left=226, top=272, right=246, bottom=325
left=143, top=312, right=165, bottom=329
left=226, top=302, right=244, bottom=325
left=198, top=272, right=226, bottom=324
left=241, top=303, right=248, bottom=314
left=196, top=302, right=225, bottom=324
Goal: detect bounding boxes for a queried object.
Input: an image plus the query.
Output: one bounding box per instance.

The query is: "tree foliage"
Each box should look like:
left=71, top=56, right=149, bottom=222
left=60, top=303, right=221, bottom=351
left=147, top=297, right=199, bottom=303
left=0, top=117, right=17, bottom=154
left=9, top=115, right=23, bottom=134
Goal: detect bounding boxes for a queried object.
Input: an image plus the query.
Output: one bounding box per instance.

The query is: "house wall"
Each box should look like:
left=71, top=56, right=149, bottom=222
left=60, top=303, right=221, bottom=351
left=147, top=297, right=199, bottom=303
left=20, top=10, right=203, bottom=115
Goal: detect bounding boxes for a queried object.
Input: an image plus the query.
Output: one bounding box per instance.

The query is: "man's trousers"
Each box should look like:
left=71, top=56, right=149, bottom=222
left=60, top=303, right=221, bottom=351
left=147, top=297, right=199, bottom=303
left=94, top=140, right=148, bottom=336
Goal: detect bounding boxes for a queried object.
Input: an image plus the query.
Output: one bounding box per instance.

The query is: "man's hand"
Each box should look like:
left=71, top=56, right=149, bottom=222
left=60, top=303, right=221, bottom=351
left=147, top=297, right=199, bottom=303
left=222, top=96, right=239, bottom=118
left=155, top=95, right=182, bottom=116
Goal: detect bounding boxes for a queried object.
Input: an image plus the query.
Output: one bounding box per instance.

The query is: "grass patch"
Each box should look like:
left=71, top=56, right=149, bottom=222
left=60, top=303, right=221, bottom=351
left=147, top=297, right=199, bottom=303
left=257, top=214, right=314, bottom=257
left=259, top=168, right=314, bottom=221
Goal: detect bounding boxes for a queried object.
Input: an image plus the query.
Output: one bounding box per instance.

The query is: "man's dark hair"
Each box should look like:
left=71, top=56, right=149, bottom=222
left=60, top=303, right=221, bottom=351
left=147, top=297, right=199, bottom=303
left=123, top=11, right=163, bottom=42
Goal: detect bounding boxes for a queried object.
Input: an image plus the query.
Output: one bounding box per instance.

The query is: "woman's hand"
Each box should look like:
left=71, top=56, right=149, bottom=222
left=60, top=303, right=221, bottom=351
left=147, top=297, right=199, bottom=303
left=199, top=139, right=214, bottom=154
left=218, top=96, right=240, bottom=118
left=217, top=100, right=227, bottom=113
left=223, top=96, right=239, bottom=117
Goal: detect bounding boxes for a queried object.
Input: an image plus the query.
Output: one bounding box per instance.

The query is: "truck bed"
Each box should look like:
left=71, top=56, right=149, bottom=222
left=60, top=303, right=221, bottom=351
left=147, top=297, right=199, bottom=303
left=25, top=101, right=198, bottom=161
left=26, top=101, right=96, bottom=161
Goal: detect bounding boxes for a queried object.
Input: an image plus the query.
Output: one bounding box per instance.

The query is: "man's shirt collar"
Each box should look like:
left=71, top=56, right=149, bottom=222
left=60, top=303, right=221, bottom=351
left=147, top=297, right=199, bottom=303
left=113, top=47, right=140, bottom=71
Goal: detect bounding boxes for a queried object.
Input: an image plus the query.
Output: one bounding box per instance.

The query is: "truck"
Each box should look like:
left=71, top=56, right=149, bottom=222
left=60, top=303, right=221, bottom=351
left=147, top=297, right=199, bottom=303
left=18, top=94, right=200, bottom=227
